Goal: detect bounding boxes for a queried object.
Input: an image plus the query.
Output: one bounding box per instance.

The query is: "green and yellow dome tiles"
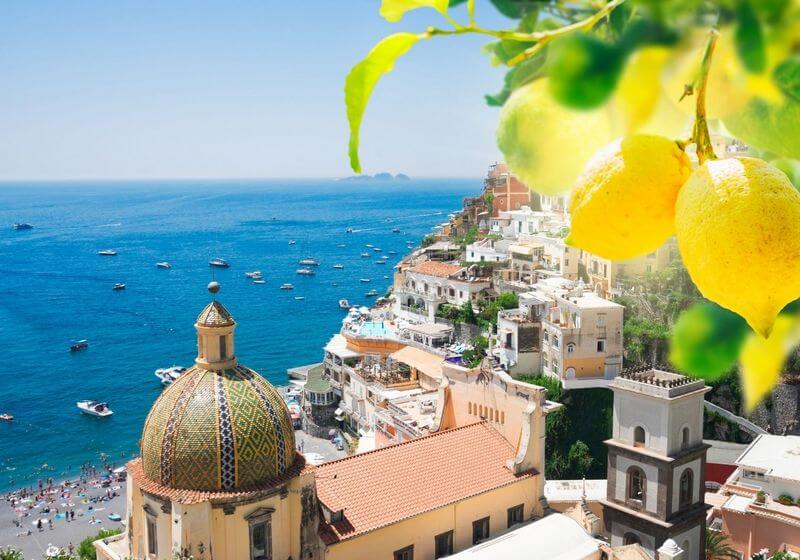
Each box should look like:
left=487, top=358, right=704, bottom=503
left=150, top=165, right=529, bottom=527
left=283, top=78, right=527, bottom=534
left=141, top=365, right=297, bottom=491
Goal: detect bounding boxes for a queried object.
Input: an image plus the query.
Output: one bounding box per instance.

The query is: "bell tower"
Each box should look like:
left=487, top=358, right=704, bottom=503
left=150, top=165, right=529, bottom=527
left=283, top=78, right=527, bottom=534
left=601, top=366, right=710, bottom=560
left=194, top=281, right=237, bottom=371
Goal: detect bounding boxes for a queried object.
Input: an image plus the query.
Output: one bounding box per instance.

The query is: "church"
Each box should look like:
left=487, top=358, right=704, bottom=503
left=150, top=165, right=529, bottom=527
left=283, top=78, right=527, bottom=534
left=94, top=284, right=707, bottom=560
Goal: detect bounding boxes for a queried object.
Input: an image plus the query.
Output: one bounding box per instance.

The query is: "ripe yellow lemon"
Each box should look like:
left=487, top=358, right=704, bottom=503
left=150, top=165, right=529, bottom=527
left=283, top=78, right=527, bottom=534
left=675, top=157, right=800, bottom=337
left=566, top=134, right=691, bottom=260
left=497, top=79, right=612, bottom=195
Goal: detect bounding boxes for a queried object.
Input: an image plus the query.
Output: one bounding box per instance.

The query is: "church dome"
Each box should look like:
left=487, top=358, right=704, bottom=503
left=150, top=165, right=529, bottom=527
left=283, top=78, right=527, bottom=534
left=139, top=285, right=296, bottom=492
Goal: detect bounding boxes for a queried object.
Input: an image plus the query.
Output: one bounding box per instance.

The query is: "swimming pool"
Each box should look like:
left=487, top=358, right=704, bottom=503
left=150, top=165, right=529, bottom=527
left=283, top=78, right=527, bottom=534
left=358, top=321, right=393, bottom=337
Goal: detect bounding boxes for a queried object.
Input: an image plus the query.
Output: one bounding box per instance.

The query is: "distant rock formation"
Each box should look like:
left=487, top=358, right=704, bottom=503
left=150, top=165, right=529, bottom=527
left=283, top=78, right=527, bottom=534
left=339, top=173, right=412, bottom=182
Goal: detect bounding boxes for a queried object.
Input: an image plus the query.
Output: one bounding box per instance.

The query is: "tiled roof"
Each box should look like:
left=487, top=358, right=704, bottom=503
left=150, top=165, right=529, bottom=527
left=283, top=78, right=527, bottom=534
left=128, top=455, right=314, bottom=505
left=316, top=422, right=534, bottom=544
left=196, top=301, right=235, bottom=326
left=408, top=261, right=463, bottom=278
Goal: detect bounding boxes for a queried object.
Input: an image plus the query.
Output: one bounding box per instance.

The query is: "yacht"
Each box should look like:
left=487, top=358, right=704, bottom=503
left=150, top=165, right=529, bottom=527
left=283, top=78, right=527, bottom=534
left=333, top=264, right=344, bottom=270
left=339, top=299, right=351, bottom=309
left=298, top=258, right=320, bottom=266
left=156, top=262, right=171, bottom=269
left=383, top=275, right=390, bottom=279
left=280, top=283, right=294, bottom=290
left=70, top=340, right=89, bottom=352
left=253, top=278, right=266, bottom=284
left=245, top=271, right=262, bottom=279
left=375, top=260, right=386, bottom=265
left=155, top=366, right=186, bottom=386
left=288, top=240, right=296, bottom=245
left=295, top=296, right=305, bottom=301
left=112, top=283, right=126, bottom=291
left=392, top=228, right=401, bottom=233
left=98, top=249, right=117, bottom=256
left=388, top=251, right=398, bottom=255
left=366, top=244, right=374, bottom=248
left=12, top=223, right=33, bottom=230
left=77, top=401, right=113, bottom=417
left=0, top=413, right=13, bottom=422
left=373, top=247, right=382, bottom=252
left=360, top=252, right=370, bottom=258
left=296, top=268, right=315, bottom=276
left=209, top=258, right=229, bottom=268
left=337, top=243, right=346, bottom=248
left=346, top=227, right=353, bottom=233
left=365, top=290, right=379, bottom=297
left=359, top=278, right=371, bottom=283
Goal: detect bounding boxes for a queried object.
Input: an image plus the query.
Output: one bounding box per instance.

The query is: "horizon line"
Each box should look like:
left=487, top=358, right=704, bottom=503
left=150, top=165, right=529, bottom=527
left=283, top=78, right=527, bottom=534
left=0, top=175, right=482, bottom=184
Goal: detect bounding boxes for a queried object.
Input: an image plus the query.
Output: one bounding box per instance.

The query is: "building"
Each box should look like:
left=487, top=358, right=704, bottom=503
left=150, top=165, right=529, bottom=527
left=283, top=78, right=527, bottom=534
left=465, top=237, right=510, bottom=263
left=707, top=434, right=800, bottom=557
left=97, top=283, right=560, bottom=560
left=601, top=367, right=710, bottom=560
left=583, top=240, right=678, bottom=297
left=484, top=162, right=533, bottom=216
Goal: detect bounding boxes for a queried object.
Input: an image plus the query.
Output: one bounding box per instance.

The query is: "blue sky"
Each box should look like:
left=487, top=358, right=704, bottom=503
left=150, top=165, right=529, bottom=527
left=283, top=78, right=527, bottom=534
left=0, top=1, right=510, bottom=180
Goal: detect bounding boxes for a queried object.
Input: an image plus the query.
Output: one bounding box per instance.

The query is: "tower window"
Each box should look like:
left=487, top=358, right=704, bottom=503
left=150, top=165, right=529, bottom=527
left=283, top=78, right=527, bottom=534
left=633, top=426, right=646, bottom=447
left=250, top=519, right=272, bottom=560
left=220, top=335, right=227, bottom=360
left=146, top=515, right=157, bottom=556
left=627, top=467, right=646, bottom=503
left=679, top=469, right=693, bottom=510
left=623, top=532, right=641, bottom=546
left=681, top=426, right=690, bottom=450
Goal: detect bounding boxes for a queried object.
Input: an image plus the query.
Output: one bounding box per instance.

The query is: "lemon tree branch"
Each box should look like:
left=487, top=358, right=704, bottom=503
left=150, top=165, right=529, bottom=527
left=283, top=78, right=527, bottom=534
left=692, top=28, right=720, bottom=164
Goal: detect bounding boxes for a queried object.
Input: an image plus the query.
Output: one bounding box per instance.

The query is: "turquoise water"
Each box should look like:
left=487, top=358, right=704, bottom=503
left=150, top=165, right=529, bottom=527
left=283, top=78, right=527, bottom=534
left=0, top=179, right=475, bottom=491
left=358, top=321, right=392, bottom=337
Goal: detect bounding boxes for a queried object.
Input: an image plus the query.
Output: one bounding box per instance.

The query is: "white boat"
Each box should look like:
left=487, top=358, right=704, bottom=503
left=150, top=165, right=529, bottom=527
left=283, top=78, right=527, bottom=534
left=333, top=264, right=344, bottom=269
left=365, top=244, right=374, bottom=248
left=296, top=268, right=315, bottom=276
left=245, top=271, right=262, bottom=278
left=388, top=251, right=397, bottom=255
left=373, top=247, right=382, bottom=252
left=253, top=279, right=266, bottom=284
left=298, top=258, right=319, bottom=266
left=155, top=366, right=186, bottom=386
left=392, top=228, right=401, bottom=233
left=280, top=283, right=294, bottom=290
left=365, top=290, right=379, bottom=297
left=112, top=283, right=126, bottom=291
left=339, top=299, right=350, bottom=309
left=209, top=258, right=229, bottom=268
left=337, top=243, right=346, bottom=248
left=0, top=413, right=13, bottom=422
left=98, top=249, right=117, bottom=256
left=288, top=240, right=296, bottom=245
left=360, top=278, right=371, bottom=283
left=375, top=260, right=386, bottom=265
left=12, top=223, right=33, bottom=230
left=360, top=252, right=370, bottom=258
left=295, top=296, right=305, bottom=301
left=346, top=227, right=353, bottom=233
left=70, top=340, right=89, bottom=352
left=383, top=275, right=390, bottom=279
left=77, top=401, right=113, bottom=417
left=156, top=262, right=171, bottom=269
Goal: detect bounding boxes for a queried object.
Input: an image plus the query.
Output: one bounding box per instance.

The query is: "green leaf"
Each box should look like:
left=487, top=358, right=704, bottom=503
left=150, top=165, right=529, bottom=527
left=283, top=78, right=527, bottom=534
left=488, top=0, right=541, bottom=19
left=345, top=33, right=422, bottom=173
left=669, top=302, right=750, bottom=381
left=774, top=57, right=800, bottom=103
left=379, top=0, right=449, bottom=22
left=734, top=0, right=766, bottom=74
left=485, top=49, right=547, bottom=107
left=724, top=98, right=800, bottom=160
left=547, top=33, right=626, bottom=109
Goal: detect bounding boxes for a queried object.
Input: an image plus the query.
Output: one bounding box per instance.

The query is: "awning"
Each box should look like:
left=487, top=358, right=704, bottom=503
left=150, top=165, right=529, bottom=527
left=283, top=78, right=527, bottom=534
left=334, top=407, right=343, bottom=416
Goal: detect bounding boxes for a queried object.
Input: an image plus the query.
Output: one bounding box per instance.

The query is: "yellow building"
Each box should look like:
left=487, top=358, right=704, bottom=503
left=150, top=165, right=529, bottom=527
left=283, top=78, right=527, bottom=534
left=96, top=283, right=554, bottom=560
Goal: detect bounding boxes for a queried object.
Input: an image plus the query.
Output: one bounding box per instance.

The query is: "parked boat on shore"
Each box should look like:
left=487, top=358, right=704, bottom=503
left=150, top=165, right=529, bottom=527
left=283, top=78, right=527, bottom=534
left=77, top=401, right=113, bottom=417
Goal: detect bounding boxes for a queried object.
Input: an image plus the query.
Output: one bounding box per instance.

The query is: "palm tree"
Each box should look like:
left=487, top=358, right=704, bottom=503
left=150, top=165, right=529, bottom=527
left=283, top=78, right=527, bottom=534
left=705, top=530, right=739, bottom=559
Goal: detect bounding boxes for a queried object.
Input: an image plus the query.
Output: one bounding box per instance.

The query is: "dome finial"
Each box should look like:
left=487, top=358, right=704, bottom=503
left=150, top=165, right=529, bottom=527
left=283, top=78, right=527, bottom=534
left=208, top=281, right=221, bottom=296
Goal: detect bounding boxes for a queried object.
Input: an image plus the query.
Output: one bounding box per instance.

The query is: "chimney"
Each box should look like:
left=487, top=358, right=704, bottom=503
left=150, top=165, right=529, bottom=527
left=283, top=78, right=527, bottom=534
left=657, top=539, right=684, bottom=560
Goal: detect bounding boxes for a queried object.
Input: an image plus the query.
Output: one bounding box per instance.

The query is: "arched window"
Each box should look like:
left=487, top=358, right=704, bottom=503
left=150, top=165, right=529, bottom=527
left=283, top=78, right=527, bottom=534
left=633, top=426, right=646, bottom=447
left=681, top=426, right=690, bottom=450
left=679, top=469, right=693, bottom=509
left=627, top=467, right=646, bottom=503
left=623, top=532, right=640, bottom=546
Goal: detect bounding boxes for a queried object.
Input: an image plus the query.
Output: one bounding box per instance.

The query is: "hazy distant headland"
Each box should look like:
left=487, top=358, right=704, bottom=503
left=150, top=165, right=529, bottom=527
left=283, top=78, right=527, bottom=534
left=339, top=172, right=411, bottom=182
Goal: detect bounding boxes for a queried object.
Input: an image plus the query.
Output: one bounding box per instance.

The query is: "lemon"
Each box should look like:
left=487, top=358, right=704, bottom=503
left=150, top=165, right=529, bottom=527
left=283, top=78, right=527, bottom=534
left=566, top=134, right=691, bottom=260
left=675, top=157, right=800, bottom=337
left=496, top=79, right=613, bottom=195
left=740, top=314, right=800, bottom=411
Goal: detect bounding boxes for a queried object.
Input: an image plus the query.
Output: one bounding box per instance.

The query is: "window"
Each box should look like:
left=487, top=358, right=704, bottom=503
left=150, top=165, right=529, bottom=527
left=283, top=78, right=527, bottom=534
left=633, top=426, right=646, bottom=447
left=507, top=504, right=524, bottom=528
left=472, top=517, right=490, bottom=544
left=623, top=532, right=641, bottom=545
left=220, top=335, right=227, bottom=359
left=596, top=339, right=606, bottom=352
left=567, top=343, right=575, bottom=354
left=434, top=531, right=453, bottom=558
left=394, top=545, right=414, bottom=560
left=627, top=467, right=646, bottom=503
left=679, top=469, right=693, bottom=510
left=250, top=520, right=271, bottom=560
left=146, top=516, right=157, bottom=556
left=543, top=331, right=549, bottom=342
left=681, top=427, right=690, bottom=450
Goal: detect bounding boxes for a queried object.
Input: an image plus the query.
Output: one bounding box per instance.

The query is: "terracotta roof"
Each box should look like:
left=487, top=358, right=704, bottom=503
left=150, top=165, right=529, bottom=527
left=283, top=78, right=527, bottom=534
left=408, top=261, right=463, bottom=278
left=196, top=300, right=235, bottom=327
left=128, top=455, right=314, bottom=505
left=316, top=422, right=534, bottom=544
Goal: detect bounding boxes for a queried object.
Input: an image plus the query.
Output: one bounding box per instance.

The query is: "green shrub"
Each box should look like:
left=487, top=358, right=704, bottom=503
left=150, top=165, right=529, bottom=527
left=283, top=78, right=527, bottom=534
left=0, top=547, right=24, bottom=560
left=78, top=528, right=122, bottom=560
left=777, top=494, right=794, bottom=506
left=756, top=490, right=766, bottom=504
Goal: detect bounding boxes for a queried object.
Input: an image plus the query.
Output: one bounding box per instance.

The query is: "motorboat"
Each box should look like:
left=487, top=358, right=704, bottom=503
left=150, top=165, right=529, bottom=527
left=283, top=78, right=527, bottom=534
left=253, top=279, right=266, bottom=284
left=156, top=262, right=171, bottom=269
left=373, top=247, right=382, bottom=252
left=298, top=258, right=319, bottom=266
left=388, top=251, right=398, bottom=255
left=0, top=413, right=13, bottom=422
left=280, top=283, right=294, bottom=290
left=98, top=249, right=117, bottom=256
left=346, top=228, right=353, bottom=233
left=155, top=366, right=186, bottom=386
left=289, top=240, right=296, bottom=245
left=77, top=401, right=113, bottom=417
left=333, top=264, right=344, bottom=269
left=366, top=244, right=374, bottom=248
left=295, top=296, right=305, bottom=301
left=296, top=268, right=315, bottom=276
left=245, top=271, right=262, bottom=279
left=337, top=243, right=346, bottom=248
left=374, top=260, right=386, bottom=265
left=359, top=278, right=371, bottom=283
left=360, top=252, right=370, bottom=258
left=209, top=258, right=229, bottom=268
left=383, top=275, right=390, bottom=279
left=112, top=283, right=126, bottom=291
left=70, top=340, right=89, bottom=352
left=365, top=290, right=379, bottom=297
left=392, top=228, right=400, bottom=233
left=12, top=223, right=33, bottom=230
left=385, top=218, right=393, bottom=223
left=339, top=299, right=350, bottom=309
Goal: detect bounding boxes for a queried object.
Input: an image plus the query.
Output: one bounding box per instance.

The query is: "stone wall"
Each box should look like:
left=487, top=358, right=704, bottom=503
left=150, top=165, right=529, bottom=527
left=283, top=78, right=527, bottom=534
left=751, top=382, right=800, bottom=435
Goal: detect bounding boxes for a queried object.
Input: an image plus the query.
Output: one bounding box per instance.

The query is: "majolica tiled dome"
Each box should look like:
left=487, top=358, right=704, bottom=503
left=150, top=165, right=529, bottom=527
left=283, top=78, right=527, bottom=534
left=141, top=365, right=296, bottom=491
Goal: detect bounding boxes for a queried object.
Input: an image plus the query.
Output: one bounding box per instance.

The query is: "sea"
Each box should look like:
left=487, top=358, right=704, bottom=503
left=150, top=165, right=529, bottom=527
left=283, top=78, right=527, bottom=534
left=0, top=178, right=475, bottom=492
